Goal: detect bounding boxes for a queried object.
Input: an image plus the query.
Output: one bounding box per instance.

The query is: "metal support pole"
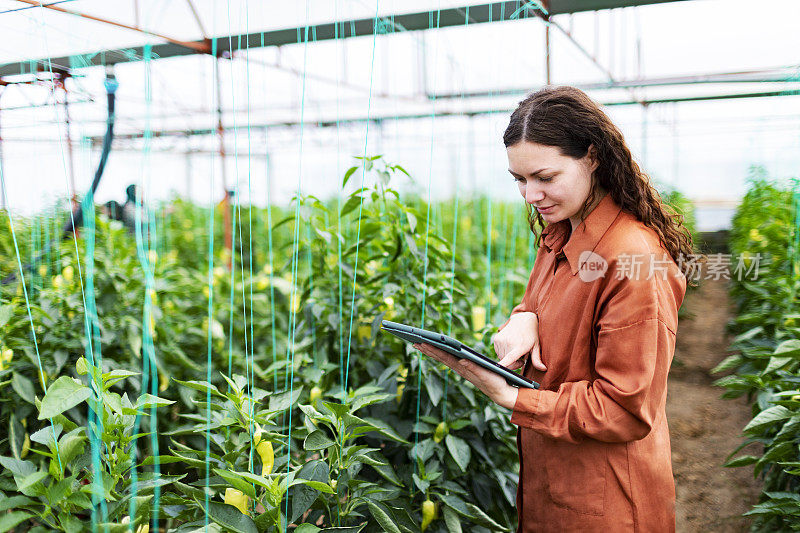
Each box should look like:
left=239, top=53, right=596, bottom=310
left=545, top=19, right=551, bottom=84
left=0, top=88, right=5, bottom=210
left=57, top=76, right=78, bottom=211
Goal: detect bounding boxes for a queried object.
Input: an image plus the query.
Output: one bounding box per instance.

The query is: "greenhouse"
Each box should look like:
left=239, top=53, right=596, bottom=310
left=0, top=0, right=799, bottom=531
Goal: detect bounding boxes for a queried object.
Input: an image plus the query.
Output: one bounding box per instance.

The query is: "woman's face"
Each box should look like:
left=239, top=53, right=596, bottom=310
left=506, top=141, right=601, bottom=232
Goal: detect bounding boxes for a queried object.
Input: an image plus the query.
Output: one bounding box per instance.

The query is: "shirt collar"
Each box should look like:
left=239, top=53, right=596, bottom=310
left=540, top=192, right=622, bottom=276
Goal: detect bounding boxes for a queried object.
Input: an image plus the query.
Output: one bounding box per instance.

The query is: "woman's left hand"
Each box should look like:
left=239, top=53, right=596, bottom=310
left=412, top=343, right=519, bottom=410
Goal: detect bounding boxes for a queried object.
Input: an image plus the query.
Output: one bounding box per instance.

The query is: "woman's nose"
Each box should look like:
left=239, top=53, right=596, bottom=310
left=525, top=185, right=545, bottom=204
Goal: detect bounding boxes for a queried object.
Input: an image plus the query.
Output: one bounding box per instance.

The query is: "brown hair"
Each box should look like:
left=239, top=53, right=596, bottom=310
left=503, top=85, right=699, bottom=286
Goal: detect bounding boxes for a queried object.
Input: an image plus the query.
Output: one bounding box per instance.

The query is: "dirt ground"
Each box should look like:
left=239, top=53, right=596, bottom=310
left=668, top=277, right=762, bottom=532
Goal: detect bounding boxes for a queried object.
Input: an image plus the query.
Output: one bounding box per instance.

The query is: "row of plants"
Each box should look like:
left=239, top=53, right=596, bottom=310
left=0, top=156, right=696, bottom=531
left=713, top=166, right=800, bottom=530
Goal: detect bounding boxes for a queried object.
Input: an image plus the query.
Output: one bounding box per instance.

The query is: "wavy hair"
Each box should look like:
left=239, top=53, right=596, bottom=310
left=503, top=85, right=700, bottom=286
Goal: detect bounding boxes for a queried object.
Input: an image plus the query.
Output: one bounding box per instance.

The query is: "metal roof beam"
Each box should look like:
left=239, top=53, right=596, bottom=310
left=77, top=87, right=799, bottom=145
left=0, top=0, right=686, bottom=77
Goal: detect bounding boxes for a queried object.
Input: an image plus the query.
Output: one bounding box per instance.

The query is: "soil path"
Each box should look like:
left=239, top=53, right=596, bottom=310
left=668, top=277, right=762, bottom=532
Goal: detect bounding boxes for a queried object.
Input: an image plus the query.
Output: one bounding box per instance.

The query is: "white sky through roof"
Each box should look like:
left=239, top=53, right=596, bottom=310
left=1, top=0, right=799, bottom=230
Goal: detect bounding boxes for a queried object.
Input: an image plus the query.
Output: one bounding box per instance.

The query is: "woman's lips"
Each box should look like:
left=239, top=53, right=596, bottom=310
left=536, top=205, right=555, bottom=213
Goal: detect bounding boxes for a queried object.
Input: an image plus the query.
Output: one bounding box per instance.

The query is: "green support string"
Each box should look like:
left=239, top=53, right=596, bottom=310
left=129, top=42, right=162, bottom=530
left=413, top=5, right=443, bottom=485
left=204, top=29, right=220, bottom=531
left=282, top=3, right=314, bottom=527
left=0, top=172, right=64, bottom=490
left=441, top=3, right=471, bottom=425
left=342, top=0, right=381, bottom=397
left=241, top=4, right=260, bottom=488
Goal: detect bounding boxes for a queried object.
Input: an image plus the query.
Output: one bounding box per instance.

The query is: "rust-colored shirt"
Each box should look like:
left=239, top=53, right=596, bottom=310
left=499, top=192, right=687, bottom=532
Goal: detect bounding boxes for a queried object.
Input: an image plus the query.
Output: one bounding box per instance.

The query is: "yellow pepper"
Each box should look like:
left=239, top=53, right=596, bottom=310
left=433, top=422, right=447, bottom=444
left=0, top=348, right=12, bottom=371
left=62, top=265, right=74, bottom=283
left=257, top=440, right=274, bottom=477
left=224, top=488, right=249, bottom=514
left=357, top=325, right=372, bottom=342
left=309, top=386, right=322, bottom=404
left=383, top=297, right=396, bottom=320
left=471, top=305, right=486, bottom=332
left=253, top=425, right=274, bottom=476
left=20, top=433, right=30, bottom=459
left=421, top=499, right=437, bottom=531
left=159, top=373, right=169, bottom=393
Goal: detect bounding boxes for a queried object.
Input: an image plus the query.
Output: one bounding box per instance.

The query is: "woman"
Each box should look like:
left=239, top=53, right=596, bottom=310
left=413, top=85, right=695, bottom=532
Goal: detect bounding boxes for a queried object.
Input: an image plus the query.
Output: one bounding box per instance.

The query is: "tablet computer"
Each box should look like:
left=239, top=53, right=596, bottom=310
left=380, top=319, right=539, bottom=390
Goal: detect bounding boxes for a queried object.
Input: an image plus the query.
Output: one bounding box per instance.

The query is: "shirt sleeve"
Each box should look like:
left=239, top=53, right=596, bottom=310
left=510, top=268, right=680, bottom=444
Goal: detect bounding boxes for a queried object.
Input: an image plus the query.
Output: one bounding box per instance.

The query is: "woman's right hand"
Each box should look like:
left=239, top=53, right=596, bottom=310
left=493, top=312, right=545, bottom=372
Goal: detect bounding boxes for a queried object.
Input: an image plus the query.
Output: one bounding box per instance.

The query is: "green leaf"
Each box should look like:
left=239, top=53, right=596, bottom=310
left=29, top=424, right=61, bottom=448
left=17, top=470, right=47, bottom=493
left=39, top=377, right=92, bottom=420
left=304, top=430, right=335, bottom=451
left=0, top=495, right=35, bottom=512
left=0, top=511, right=31, bottom=532
left=340, top=195, right=364, bottom=218
left=405, top=211, right=417, bottom=234
left=710, top=354, right=743, bottom=374
left=361, top=416, right=408, bottom=443
left=75, top=357, right=89, bottom=376
left=440, top=494, right=476, bottom=519
left=366, top=500, right=401, bottom=533
left=0, top=304, right=13, bottom=328
left=764, top=356, right=793, bottom=374
left=213, top=469, right=256, bottom=499
left=464, top=502, right=505, bottom=530
left=269, top=387, right=303, bottom=412
left=0, top=456, right=35, bottom=478
left=295, top=525, right=321, bottom=533
left=288, top=478, right=334, bottom=494
left=12, top=373, right=35, bottom=404
left=442, top=505, right=462, bottom=533
left=102, top=369, right=140, bottom=389
left=173, top=379, right=225, bottom=398
left=774, top=339, right=800, bottom=357
left=8, top=415, right=23, bottom=460
left=342, top=166, right=359, bottom=187
left=743, top=405, right=793, bottom=433
left=445, top=435, right=471, bottom=472
left=205, top=501, right=257, bottom=533
left=136, top=394, right=176, bottom=409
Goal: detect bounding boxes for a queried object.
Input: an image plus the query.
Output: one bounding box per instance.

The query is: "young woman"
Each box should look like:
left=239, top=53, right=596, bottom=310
left=413, top=85, right=695, bottom=532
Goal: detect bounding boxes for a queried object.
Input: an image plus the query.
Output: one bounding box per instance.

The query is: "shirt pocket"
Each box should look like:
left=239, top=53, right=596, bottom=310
left=543, top=437, right=608, bottom=516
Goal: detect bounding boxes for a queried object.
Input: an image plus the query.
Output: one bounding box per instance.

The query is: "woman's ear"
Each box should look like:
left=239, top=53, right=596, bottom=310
left=587, top=144, right=599, bottom=172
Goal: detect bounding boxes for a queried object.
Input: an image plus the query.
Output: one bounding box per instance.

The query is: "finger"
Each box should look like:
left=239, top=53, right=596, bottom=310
left=455, top=358, right=490, bottom=385
left=457, top=359, right=507, bottom=391
left=507, top=358, right=525, bottom=371
left=530, top=343, right=547, bottom=371
left=497, top=347, right=527, bottom=368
